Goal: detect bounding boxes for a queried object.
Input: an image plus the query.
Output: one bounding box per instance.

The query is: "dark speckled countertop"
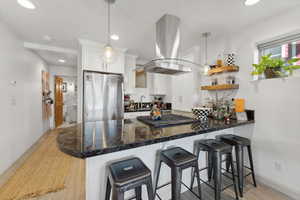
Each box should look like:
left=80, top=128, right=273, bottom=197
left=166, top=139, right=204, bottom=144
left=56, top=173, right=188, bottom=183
left=57, top=111, right=254, bottom=158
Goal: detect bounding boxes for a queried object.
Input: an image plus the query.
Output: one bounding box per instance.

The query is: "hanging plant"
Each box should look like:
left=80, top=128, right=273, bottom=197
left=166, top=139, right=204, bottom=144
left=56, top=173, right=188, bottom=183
left=251, top=54, right=300, bottom=79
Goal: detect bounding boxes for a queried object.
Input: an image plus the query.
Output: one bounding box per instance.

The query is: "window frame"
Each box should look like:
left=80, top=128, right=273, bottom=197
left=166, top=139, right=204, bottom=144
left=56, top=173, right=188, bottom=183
left=257, top=32, right=300, bottom=60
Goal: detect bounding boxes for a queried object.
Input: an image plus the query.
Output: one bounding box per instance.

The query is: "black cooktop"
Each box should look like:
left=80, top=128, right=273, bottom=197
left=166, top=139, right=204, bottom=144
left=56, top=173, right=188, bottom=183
left=137, top=114, right=195, bottom=128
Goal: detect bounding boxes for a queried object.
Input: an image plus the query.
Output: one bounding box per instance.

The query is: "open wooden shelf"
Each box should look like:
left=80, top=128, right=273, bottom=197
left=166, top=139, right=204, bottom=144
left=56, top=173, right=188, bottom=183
left=201, top=84, right=239, bottom=91
left=208, top=66, right=239, bottom=76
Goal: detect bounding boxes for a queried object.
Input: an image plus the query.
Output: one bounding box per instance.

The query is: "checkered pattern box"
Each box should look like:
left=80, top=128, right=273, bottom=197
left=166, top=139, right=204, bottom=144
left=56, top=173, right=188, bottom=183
left=192, top=107, right=212, bottom=121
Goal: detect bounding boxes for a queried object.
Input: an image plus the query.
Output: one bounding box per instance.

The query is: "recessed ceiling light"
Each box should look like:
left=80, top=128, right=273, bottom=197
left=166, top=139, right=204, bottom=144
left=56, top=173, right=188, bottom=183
left=43, top=35, right=52, bottom=41
left=111, top=34, right=119, bottom=41
left=17, top=0, right=36, bottom=10
left=58, top=59, right=66, bottom=63
left=244, top=0, right=261, bottom=6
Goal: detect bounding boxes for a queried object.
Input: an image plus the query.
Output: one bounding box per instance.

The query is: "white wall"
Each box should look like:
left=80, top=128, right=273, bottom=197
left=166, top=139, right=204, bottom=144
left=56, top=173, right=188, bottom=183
left=0, top=21, right=50, bottom=175
left=205, top=7, right=300, bottom=199
left=49, top=65, right=77, bottom=127
left=172, top=46, right=202, bottom=111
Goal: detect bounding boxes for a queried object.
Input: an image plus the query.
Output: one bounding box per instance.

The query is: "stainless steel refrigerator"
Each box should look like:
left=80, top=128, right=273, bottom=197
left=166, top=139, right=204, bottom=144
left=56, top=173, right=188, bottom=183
left=83, top=71, right=124, bottom=122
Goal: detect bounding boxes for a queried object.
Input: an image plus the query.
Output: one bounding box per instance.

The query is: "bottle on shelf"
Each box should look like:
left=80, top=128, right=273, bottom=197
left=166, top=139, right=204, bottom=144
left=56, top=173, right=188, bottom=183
left=216, top=54, right=223, bottom=68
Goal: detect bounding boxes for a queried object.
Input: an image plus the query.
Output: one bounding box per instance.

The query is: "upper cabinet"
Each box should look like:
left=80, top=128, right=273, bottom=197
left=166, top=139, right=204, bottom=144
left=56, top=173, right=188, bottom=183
left=151, top=73, right=171, bottom=95
left=124, top=54, right=137, bottom=93
left=79, top=39, right=127, bottom=74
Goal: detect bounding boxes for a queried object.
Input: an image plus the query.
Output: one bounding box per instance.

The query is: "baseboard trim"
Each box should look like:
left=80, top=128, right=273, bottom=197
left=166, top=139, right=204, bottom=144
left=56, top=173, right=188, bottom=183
left=256, top=175, right=299, bottom=200
left=0, top=129, right=52, bottom=187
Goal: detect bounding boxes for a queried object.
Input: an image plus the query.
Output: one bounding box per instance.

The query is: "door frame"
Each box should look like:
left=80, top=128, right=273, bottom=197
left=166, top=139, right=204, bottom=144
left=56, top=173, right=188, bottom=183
left=54, top=76, right=64, bottom=127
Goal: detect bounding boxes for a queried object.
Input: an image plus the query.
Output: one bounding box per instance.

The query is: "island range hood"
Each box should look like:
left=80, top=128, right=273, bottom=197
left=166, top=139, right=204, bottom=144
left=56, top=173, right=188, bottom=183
left=143, top=14, right=199, bottom=75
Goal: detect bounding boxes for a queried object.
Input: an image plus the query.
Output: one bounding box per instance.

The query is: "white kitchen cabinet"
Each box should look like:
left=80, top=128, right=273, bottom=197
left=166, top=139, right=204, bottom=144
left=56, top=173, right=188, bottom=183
left=150, top=73, right=171, bottom=95
left=79, top=39, right=126, bottom=74
left=124, top=54, right=137, bottom=94
left=124, top=111, right=150, bottom=119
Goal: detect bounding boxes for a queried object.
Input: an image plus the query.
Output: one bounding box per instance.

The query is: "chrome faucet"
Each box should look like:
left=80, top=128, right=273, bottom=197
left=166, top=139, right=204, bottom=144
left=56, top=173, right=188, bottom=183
left=140, top=95, right=146, bottom=103
left=139, top=95, right=146, bottom=109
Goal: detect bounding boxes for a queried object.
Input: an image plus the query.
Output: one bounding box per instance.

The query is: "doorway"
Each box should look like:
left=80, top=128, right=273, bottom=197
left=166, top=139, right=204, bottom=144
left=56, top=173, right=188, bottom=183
left=54, top=76, right=77, bottom=127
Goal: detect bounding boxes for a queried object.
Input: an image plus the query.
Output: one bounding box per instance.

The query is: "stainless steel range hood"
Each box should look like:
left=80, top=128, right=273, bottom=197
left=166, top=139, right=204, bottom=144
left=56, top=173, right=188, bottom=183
left=143, top=14, right=199, bottom=75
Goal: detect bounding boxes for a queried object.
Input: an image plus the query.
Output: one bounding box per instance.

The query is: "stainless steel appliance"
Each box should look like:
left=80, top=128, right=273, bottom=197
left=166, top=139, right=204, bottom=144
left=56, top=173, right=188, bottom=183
left=143, top=14, right=199, bottom=75
left=83, top=71, right=124, bottom=122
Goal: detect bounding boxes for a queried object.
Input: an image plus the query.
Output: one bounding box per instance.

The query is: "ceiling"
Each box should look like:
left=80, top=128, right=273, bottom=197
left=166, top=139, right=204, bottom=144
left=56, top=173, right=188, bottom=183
left=34, top=49, right=77, bottom=67
left=23, top=42, right=78, bottom=67
left=1, top=0, right=300, bottom=62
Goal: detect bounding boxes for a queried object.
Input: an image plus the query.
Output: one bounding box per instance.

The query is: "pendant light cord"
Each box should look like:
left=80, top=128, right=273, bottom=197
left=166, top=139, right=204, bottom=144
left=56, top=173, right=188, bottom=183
left=205, top=35, right=208, bottom=65
left=202, top=32, right=210, bottom=65
left=107, top=0, right=111, bottom=45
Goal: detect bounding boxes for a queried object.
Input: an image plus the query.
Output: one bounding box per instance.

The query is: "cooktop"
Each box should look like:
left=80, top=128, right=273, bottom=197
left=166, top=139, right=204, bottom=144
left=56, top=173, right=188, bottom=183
left=136, top=114, right=195, bottom=128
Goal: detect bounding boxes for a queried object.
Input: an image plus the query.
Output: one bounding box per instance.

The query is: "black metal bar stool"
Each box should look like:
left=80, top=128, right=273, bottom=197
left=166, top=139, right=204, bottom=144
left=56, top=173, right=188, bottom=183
left=154, top=147, right=202, bottom=200
left=105, top=157, right=154, bottom=200
left=216, top=134, right=257, bottom=197
left=191, top=139, right=239, bottom=200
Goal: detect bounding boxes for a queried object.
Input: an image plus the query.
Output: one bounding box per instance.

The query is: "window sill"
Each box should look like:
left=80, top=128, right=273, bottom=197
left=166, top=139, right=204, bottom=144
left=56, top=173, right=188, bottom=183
left=250, top=74, right=300, bottom=82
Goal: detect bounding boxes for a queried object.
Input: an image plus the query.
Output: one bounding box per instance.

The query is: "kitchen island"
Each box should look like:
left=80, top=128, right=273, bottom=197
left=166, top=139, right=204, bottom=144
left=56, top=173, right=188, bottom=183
left=57, top=111, right=254, bottom=200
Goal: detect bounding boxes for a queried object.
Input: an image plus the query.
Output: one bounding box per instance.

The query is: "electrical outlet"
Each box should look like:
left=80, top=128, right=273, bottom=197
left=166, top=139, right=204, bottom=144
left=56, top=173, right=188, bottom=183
left=274, top=161, right=282, bottom=172
left=11, top=96, right=16, bottom=106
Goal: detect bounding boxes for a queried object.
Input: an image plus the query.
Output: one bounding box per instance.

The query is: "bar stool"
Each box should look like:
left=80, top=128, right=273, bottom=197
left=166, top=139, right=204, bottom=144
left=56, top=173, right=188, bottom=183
left=154, top=147, right=202, bottom=200
left=191, top=139, right=239, bottom=200
left=216, top=134, right=257, bottom=197
left=105, top=157, right=154, bottom=200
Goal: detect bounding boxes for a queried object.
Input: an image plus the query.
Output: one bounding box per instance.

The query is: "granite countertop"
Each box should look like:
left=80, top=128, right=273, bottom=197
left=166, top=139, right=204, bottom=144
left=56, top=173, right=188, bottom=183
left=57, top=111, right=254, bottom=158
left=124, top=108, right=171, bottom=113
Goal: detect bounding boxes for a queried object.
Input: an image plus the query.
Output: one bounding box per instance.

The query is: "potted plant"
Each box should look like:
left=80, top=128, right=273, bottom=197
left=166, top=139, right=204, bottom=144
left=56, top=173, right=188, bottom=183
left=251, top=54, right=300, bottom=79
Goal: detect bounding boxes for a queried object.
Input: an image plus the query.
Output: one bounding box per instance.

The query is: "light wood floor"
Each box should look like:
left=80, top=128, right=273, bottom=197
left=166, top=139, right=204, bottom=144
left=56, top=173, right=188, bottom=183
left=0, top=128, right=85, bottom=200
left=181, top=179, right=292, bottom=200
left=0, top=128, right=293, bottom=200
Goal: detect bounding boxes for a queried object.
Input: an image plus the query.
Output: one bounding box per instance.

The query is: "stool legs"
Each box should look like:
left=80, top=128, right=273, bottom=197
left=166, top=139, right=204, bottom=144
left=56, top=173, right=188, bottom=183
left=225, top=153, right=232, bottom=173
left=190, top=144, right=201, bottom=190
left=135, top=186, right=142, bottom=200
left=105, top=178, right=111, bottom=200
left=154, top=160, right=162, bottom=198
left=208, top=151, right=213, bottom=182
left=247, top=145, right=257, bottom=187
left=194, top=163, right=202, bottom=199
left=213, top=153, right=222, bottom=200
left=146, top=178, right=154, bottom=200
left=171, top=167, right=182, bottom=200
left=230, top=155, right=239, bottom=200
left=112, top=187, right=124, bottom=200
left=235, top=145, right=244, bottom=197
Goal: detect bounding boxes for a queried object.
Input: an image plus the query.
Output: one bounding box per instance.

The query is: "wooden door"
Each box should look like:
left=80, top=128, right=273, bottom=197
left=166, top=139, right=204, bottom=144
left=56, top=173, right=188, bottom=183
left=55, top=77, right=64, bottom=127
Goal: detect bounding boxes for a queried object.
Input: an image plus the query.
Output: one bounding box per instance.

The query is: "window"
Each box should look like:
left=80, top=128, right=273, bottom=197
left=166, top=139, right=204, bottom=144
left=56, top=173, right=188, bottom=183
left=258, top=33, right=300, bottom=65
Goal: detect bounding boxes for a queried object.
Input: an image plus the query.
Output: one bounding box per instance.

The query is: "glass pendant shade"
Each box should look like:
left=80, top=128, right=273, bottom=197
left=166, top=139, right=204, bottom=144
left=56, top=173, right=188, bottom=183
left=103, top=44, right=116, bottom=64
left=244, top=0, right=260, bottom=6
left=203, top=64, right=210, bottom=75
left=202, top=32, right=211, bottom=76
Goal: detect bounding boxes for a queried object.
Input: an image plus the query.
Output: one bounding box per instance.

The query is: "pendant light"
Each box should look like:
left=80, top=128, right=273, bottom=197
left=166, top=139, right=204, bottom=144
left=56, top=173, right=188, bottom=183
left=103, top=0, right=116, bottom=64
left=244, top=0, right=260, bottom=6
left=202, top=32, right=211, bottom=75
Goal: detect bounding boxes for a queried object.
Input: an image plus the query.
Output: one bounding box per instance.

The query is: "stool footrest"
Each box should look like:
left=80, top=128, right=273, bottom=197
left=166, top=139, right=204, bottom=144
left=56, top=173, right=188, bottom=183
left=199, top=177, right=236, bottom=192
left=155, top=181, right=201, bottom=200
left=198, top=167, right=209, bottom=172
left=127, top=195, right=139, bottom=200
left=156, top=181, right=171, bottom=190
left=180, top=181, right=201, bottom=199
left=221, top=167, right=254, bottom=178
